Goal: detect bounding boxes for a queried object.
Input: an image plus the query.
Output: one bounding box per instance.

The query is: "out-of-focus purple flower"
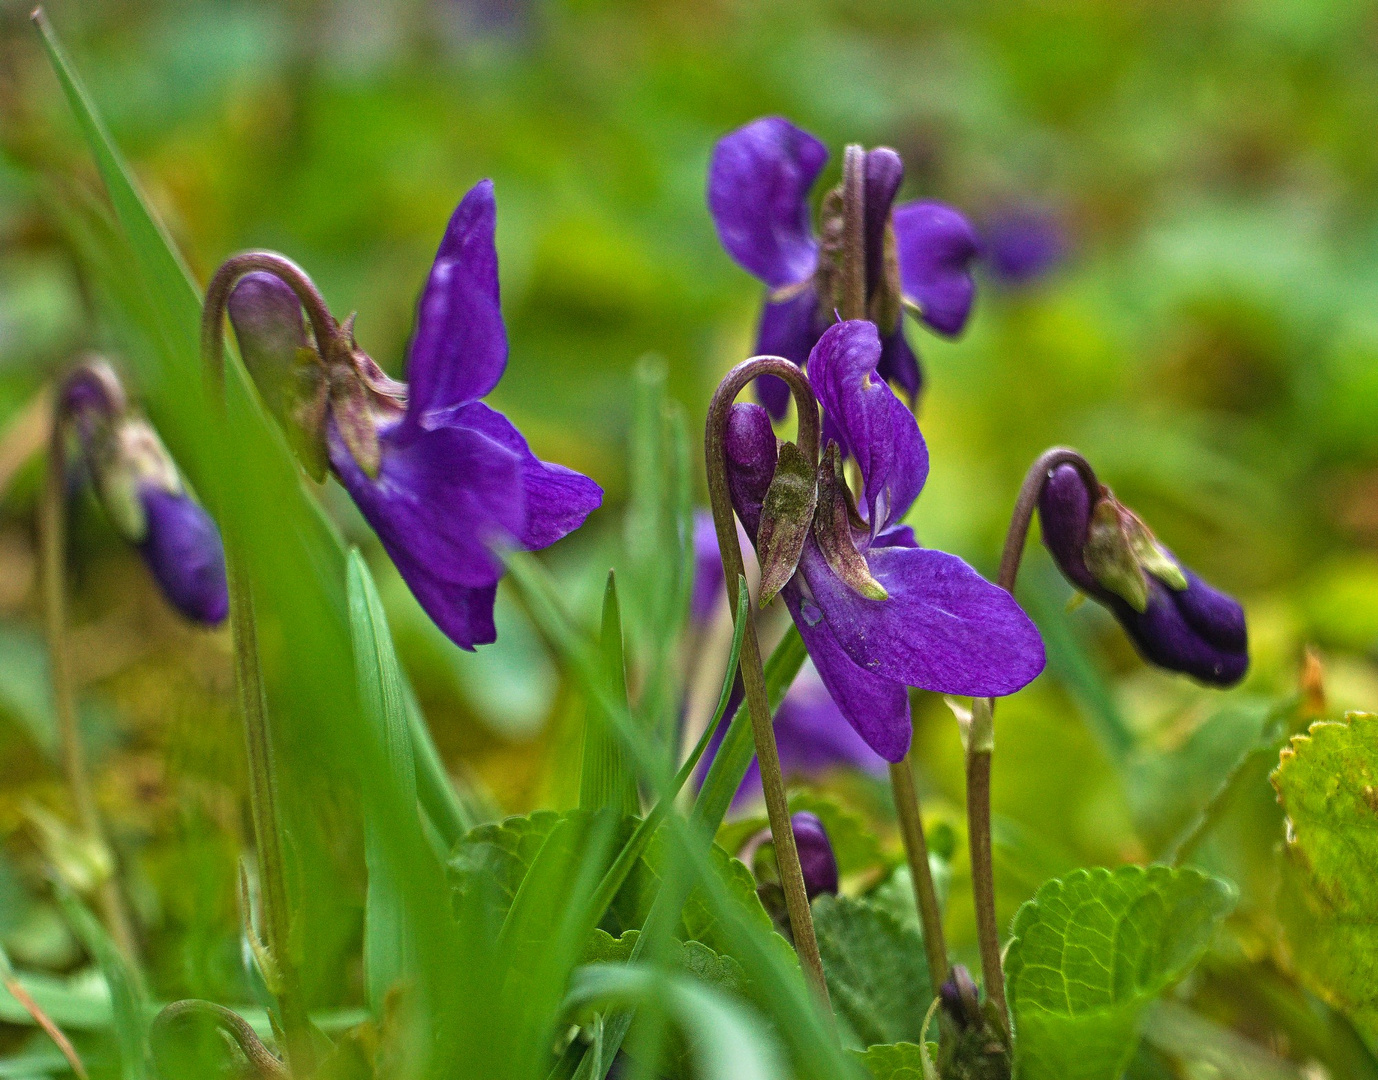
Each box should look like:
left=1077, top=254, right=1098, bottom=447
left=228, top=181, right=602, bottom=650
left=981, top=205, right=1067, bottom=287
left=726, top=321, right=1045, bottom=762
left=60, top=362, right=228, bottom=626
left=708, top=117, right=981, bottom=414
left=1039, top=464, right=1247, bottom=686
left=790, top=812, right=839, bottom=899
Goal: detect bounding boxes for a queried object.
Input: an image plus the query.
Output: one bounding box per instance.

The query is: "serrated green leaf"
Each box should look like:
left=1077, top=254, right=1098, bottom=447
left=812, top=894, right=932, bottom=1049
left=580, top=573, right=639, bottom=817
left=1272, top=711, right=1378, bottom=1037
left=850, top=1042, right=934, bottom=1080
left=583, top=930, right=746, bottom=996
left=1004, top=865, right=1236, bottom=1080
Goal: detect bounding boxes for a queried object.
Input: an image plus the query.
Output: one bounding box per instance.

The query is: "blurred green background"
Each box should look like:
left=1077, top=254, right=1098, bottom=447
left=2, top=0, right=1378, bottom=1048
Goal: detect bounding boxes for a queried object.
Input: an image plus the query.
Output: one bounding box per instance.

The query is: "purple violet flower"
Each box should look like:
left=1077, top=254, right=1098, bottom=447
left=725, top=320, right=1045, bottom=762
left=981, top=205, right=1067, bottom=287
left=1040, top=463, right=1248, bottom=686
left=228, top=181, right=603, bottom=650
left=60, top=363, right=228, bottom=626
left=739, top=811, right=839, bottom=901
left=708, top=117, right=981, bottom=415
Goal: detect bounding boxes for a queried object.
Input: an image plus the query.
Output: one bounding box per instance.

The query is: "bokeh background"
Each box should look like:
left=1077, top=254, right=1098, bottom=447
left=2, top=0, right=1378, bottom=1061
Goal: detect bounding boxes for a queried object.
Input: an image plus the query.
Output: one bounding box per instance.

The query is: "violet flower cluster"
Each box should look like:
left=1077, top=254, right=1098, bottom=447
left=725, top=320, right=1045, bottom=762
left=708, top=117, right=981, bottom=413
left=1039, top=464, right=1248, bottom=686
left=61, top=362, right=228, bottom=625
left=226, top=181, right=602, bottom=649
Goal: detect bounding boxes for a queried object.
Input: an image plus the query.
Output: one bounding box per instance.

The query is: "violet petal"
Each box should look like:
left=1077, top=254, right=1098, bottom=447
left=708, top=117, right=827, bottom=289
left=862, top=148, right=904, bottom=296
left=791, top=811, right=840, bottom=898
left=755, top=286, right=824, bottom=419
left=137, top=486, right=229, bottom=626
left=805, top=321, right=927, bottom=534
left=405, top=180, right=507, bottom=425
left=893, top=200, right=981, bottom=337
left=798, top=542, right=1046, bottom=698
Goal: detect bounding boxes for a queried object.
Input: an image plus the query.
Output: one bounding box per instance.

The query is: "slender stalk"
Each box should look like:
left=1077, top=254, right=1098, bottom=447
left=839, top=145, right=867, bottom=322
left=971, top=447, right=1100, bottom=1031
left=705, top=355, right=829, bottom=1005
left=888, top=756, right=948, bottom=994
left=39, top=405, right=138, bottom=965
left=201, top=260, right=320, bottom=1075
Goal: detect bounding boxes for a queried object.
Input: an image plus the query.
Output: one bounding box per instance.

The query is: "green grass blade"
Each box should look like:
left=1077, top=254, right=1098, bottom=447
left=56, top=888, right=147, bottom=1080
left=346, top=549, right=419, bottom=1016
left=580, top=573, right=640, bottom=816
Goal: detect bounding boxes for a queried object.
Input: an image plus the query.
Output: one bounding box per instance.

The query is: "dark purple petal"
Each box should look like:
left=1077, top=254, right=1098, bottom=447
left=806, top=321, right=927, bottom=533
left=137, top=486, right=229, bottom=626
left=862, top=148, right=904, bottom=296
left=1115, top=574, right=1248, bottom=687
left=444, top=401, right=602, bottom=550
left=783, top=572, right=913, bottom=762
left=798, top=542, right=1046, bottom=698
left=775, top=662, right=887, bottom=777
left=876, top=323, right=922, bottom=404
left=791, top=811, right=840, bottom=899
left=692, top=509, right=723, bottom=622
left=329, top=416, right=525, bottom=591
left=982, top=206, right=1067, bottom=286
left=390, top=549, right=499, bottom=650
left=405, top=180, right=507, bottom=424
left=754, top=286, right=824, bottom=419
left=893, top=201, right=981, bottom=337
left=708, top=117, right=827, bottom=289
left=724, top=402, right=779, bottom=539
left=1038, top=464, right=1099, bottom=594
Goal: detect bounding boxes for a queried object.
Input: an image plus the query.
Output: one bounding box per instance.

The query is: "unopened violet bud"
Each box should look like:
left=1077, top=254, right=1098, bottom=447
left=58, top=362, right=229, bottom=627
left=136, top=486, right=230, bottom=625
left=1040, top=463, right=1248, bottom=686
left=227, top=272, right=330, bottom=481
left=790, top=811, right=839, bottom=899
left=939, top=964, right=983, bottom=1030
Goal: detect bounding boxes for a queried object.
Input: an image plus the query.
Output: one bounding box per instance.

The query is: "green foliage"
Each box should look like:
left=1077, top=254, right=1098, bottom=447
left=583, top=930, right=745, bottom=996
left=812, top=895, right=932, bottom=1050
left=852, top=1042, right=933, bottom=1080
left=1272, top=711, right=1378, bottom=1038
left=1004, top=866, right=1236, bottom=1080
left=579, top=574, right=639, bottom=817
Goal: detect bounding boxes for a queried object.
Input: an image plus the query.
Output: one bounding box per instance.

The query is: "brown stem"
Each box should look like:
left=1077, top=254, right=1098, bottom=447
left=201, top=257, right=319, bottom=1075
left=888, top=756, right=948, bottom=994
left=839, top=145, right=867, bottom=323
left=969, top=446, right=1100, bottom=1032
left=40, top=401, right=138, bottom=965
left=705, top=356, right=828, bottom=1005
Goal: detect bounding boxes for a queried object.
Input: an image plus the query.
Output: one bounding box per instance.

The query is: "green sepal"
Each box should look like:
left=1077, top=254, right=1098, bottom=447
left=756, top=441, right=818, bottom=606
left=813, top=444, right=887, bottom=602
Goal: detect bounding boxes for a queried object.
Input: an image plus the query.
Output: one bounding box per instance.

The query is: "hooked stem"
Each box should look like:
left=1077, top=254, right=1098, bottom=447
left=970, top=446, right=1099, bottom=1032
left=200, top=259, right=318, bottom=1076
left=39, top=398, right=139, bottom=966
left=705, top=356, right=828, bottom=1006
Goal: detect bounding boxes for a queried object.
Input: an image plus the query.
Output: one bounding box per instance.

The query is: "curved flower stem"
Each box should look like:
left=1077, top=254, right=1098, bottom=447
left=201, top=258, right=319, bottom=1076
left=39, top=411, right=139, bottom=966
left=705, top=356, right=828, bottom=1005
left=970, top=446, right=1100, bottom=1032
left=888, top=755, right=948, bottom=994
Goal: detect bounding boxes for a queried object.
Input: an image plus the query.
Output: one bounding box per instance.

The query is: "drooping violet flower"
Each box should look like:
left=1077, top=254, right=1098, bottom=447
left=980, top=204, right=1067, bottom=287
left=226, top=181, right=602, bottom=649
left=690, top=508, right=884, bottom=799
left=708, top=116, right=980, bottom=414
left=59, top=363, right=229, bottom=625
left=725, top=321, right=1045, bottom=762
left=1039, top=463, right=1247, bottom=686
